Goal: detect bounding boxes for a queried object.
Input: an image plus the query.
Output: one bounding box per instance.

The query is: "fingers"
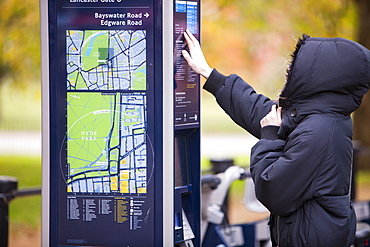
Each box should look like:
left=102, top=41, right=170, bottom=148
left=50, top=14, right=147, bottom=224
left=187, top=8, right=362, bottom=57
left=182, top=30, right=212, bottom=79
left=183, top=31, right=192, bottom=50
left=260, top=104, right=282, bottom=128
left=181, top=49, right=192, bottom=65
left=183, top=30, right=197, bottom=60
left=184, top=29, right=200, bottom=52
left=276, top=106, right=282, bottom=123
left=185, top=29, right=199, bottom=45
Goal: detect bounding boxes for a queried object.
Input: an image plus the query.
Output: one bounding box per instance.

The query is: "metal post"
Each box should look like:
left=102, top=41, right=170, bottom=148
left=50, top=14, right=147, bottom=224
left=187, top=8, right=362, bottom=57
left=0, top=176, right=18, bottom=247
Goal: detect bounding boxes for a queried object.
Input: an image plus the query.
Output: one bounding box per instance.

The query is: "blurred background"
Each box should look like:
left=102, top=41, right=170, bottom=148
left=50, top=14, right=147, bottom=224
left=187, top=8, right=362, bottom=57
left=1, top=0, right=370, bottom=246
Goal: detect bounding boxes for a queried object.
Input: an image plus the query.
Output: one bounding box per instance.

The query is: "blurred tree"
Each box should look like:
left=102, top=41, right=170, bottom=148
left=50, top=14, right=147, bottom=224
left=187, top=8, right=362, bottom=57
left=201, top=0, right=357, bottom=98
left=353, top=0, right=370, bottom=170
left=202, top=0, right=370, bottom=169
left=0, top=0, right=368, bottom=167
left=0, top=0, right=40, bottom=87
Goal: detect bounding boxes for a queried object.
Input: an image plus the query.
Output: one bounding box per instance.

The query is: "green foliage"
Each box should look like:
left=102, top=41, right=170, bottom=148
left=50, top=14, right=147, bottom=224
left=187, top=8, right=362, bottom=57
left=199, top=0, right=359, bottom=134
left=357, top=170, right=370, bottom=186
left=0, top=0, right=40, bottom=86
left=0, top=0, right=357, bottom=91
left=201, top=0, right=357, bottom=99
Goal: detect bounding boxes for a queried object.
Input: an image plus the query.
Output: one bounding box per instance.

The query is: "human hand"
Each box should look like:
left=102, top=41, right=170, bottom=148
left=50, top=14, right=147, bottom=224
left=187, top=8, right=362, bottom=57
left=182, top=29, right=213, bottom=79
left=260, top=104, right=282, bottom=128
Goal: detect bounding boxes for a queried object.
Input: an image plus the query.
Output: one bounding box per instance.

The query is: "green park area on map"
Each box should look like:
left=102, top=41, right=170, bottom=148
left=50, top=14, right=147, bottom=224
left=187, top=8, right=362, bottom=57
left=67, top=92, right=120, bottom=183
left=81, top=31, right=109, bottom=71
left=66, top=92, right=147, bottom=194
left=67, top=30, right=147, bottom=90
left=66, top=29, right=148, bottom=194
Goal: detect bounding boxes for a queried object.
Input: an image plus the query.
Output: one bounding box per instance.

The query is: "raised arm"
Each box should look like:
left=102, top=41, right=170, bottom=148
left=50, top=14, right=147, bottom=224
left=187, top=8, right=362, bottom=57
left=182, top=30, right=273, bottom=137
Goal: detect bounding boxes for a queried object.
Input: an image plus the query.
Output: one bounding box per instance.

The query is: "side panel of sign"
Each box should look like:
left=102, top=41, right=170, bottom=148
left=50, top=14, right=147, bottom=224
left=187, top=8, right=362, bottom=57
left=173, top=0, right=200, bottom=129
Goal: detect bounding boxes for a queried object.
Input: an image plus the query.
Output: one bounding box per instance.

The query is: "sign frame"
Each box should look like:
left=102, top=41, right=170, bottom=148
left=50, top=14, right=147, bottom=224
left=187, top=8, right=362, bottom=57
left=41, top=0, right=174, bottom=245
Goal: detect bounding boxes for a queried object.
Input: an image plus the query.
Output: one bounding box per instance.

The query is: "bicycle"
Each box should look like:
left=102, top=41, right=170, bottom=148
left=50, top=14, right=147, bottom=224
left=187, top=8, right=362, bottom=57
left=201, top=162, right=370, bottom=247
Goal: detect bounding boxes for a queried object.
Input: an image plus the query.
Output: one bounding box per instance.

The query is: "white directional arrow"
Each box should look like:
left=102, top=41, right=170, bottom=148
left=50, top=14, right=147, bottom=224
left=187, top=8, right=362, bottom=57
left=144, top=12, right=149, bottom=18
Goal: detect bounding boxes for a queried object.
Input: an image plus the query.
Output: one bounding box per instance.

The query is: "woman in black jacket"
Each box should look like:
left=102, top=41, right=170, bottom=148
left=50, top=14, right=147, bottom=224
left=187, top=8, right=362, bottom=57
left=182, top=30, right=370, bottom=247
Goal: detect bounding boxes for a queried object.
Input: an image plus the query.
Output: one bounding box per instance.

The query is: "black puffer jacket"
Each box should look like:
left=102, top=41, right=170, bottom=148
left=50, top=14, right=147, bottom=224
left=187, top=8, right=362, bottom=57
left=203, top=36, right=370, bottom=247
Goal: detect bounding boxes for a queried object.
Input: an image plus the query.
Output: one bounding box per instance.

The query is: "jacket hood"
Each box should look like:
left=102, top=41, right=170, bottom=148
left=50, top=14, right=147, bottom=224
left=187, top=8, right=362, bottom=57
left=278, top=36, right=370, bottom=136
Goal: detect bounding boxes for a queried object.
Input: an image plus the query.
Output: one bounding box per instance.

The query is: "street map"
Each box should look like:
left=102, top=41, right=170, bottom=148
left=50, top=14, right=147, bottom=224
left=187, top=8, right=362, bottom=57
left=67, top=30, right=146, bottom=90
left=66, top=30, right=148, bottom=195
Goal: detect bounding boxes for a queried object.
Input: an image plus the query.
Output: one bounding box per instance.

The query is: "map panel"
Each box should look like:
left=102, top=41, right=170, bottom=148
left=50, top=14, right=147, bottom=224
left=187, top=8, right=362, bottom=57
left=66, top=92, right=147, bottom=195
left=67, top=30, right=146, bottom=90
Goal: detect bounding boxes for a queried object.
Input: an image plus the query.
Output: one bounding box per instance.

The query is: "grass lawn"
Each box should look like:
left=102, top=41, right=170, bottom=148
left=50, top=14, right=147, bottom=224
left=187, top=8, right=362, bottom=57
left=0, top=154, right=370, bottom=246
left=0, top=155, right=42, bottom=229
left=1, top=154, right=369, bottom=228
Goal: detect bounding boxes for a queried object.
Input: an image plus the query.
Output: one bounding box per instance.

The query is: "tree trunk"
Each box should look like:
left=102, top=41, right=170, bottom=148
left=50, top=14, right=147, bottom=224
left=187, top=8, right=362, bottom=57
left=354, top=0, right=370, bottom=169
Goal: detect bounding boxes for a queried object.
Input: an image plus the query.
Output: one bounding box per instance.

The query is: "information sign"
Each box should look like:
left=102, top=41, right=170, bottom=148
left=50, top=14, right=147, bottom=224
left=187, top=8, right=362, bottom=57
left=41, top=0, right=164, bottom=246
left=174, top=0, right=200, bottom=128
left=41, top=0, right=200, bottom=246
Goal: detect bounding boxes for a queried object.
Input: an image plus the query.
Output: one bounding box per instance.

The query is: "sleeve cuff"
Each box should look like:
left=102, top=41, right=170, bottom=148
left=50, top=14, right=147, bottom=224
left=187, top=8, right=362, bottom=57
left=260, top=126, right=280, bottom=140
left=203, top=69, right=227, bottom=97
